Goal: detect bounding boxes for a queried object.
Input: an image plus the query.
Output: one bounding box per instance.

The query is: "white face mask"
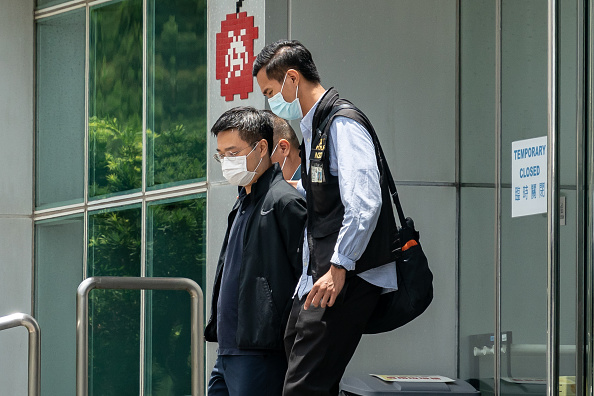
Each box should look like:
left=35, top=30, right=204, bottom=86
left=270, top=142, right=287, bottom=171
left=221, top=143, right=263, bottom=186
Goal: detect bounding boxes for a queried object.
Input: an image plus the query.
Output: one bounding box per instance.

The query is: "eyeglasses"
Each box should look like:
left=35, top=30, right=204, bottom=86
left=213, top=142, right=258, bottom=163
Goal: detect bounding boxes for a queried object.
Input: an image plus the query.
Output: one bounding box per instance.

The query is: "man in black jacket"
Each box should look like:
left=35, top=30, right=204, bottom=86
left=205, top=107, right=307, bottom=396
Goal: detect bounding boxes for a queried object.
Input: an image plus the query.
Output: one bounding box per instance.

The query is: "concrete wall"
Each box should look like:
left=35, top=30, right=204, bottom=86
left=0, top=0, right=35, bottom=393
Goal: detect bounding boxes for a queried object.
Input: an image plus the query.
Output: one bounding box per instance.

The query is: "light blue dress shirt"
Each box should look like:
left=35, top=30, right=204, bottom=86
left=294, top=95, right=397, bottom=299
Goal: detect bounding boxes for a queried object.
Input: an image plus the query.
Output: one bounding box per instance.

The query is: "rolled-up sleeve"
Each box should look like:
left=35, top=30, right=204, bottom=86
left=328, top=117, right=382, bottom=270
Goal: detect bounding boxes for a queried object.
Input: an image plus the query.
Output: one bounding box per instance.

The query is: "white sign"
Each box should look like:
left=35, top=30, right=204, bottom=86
left=370, top=375, right=454, bottom=383
left=512, top=136, right=547, bottom=218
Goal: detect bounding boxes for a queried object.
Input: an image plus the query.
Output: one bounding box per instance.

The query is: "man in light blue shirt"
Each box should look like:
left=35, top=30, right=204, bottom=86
left=254, top=40, right=398, bottom=396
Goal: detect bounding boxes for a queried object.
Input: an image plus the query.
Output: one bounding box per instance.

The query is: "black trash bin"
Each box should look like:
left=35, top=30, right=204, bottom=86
left=340, top=375, right=480, bottom=396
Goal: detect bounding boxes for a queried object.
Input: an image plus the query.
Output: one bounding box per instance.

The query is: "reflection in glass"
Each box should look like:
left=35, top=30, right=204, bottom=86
left=35, top=215, right=84, bottom=396
left=458, top=2, right=496, bottom=394
left=147, top=0, right=207, bottom=189
left=36, top=10, right=85, bottom=209
left=88, top=205, right=141, bottom=395
left=499, top=3, right=548, bottom=395
left=459, top=187, right=495, bottom=391
left=460, top=1, right=578, bottom=394
left=145, top=195, right=206, bottom=395
left=459, top=0, right=495, bottom=186
left=89, top=0, right=143, bottom=199
left=36, top=0, right=71, bottom=10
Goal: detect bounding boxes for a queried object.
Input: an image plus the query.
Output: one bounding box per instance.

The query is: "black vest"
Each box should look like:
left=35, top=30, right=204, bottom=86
left=301, top=88, right=398, bottom=281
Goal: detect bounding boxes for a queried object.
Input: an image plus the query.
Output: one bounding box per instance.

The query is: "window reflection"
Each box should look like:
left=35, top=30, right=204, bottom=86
left=35, top=215, right=84, bottom=396
left=147, top=0, right=207, bottom=189
left=146, top=195, right=206, bottom=394
left=89, top=0, right=143, bottom=198
left=36, top=10, right=85, bottom=209
left=88, top=205, right=141, bottom=395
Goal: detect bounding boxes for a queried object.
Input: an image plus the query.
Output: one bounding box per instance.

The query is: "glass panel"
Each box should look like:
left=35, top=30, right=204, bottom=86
left=459, top=0, right=495, bottom=186
left=147, top=0, right=207, bottom=189
left=89, top=0, right=143, bottom=199
left=499, top=0, right=546, bottom=390
left=558, top=0, right=578, bottom=383
left=559, top=189, right=577, bottom=376
left=145, top=195, right=206, bottom=395
left=35, top=215, right=84, bottom=396
left=458, top=1, right=496, bottom=394
left=460, top=1, right=579, bottom=394
left=459, top=188, right=496, bottom=391
left=88, top=205, right=141, bottom=395
left=500, top=2, right=547, bottom=394
left=36, top=10, right=85, bottom=209
left=37, top=0, right=72, bottom=10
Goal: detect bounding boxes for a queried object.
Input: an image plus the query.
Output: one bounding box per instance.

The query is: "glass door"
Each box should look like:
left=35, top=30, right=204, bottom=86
left=459, top=1, right=583, bottom=395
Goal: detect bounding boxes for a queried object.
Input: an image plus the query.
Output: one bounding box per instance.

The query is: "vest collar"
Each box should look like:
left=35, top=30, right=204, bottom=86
left=311, top=87, right=340, bottom=133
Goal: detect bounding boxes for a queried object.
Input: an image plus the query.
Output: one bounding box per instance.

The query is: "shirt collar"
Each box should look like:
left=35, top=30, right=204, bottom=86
left=299, top=92, right=325, bottom=139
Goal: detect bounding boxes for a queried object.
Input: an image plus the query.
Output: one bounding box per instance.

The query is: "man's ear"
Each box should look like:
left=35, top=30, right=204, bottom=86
left=286, top=69, right=300, bottom=86
left=278, top=139, right=291, bottom=157
left=258, top=139, right=269, bottom=158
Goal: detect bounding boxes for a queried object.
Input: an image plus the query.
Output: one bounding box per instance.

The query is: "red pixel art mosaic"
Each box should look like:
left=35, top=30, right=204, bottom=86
left=216, top=12, right=259, bottom=101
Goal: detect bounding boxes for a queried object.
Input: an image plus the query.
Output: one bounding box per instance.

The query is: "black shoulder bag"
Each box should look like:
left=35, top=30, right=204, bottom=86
left=320, top=103, right=434, bottom=334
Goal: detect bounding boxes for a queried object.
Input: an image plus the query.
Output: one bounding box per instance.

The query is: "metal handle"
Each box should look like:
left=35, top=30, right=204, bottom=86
left=76, top=277, right=204, bottom=396
left=0, top=313, right=41, bottom=396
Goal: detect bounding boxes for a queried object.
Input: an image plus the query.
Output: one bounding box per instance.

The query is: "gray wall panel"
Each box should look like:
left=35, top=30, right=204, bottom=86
left=291, top=0, right=457, bottom=183
left=0, top=0, right=34, bottom=215
left=0, top=327, right=29, bottom=396
left=0, top=0, right=34, bottom=393
left=0, top=217, right=33, bottom=394
left=347, top=185, right=457, bottom=377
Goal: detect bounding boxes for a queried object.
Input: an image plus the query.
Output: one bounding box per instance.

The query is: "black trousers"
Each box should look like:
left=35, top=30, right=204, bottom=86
left=282, top=276, right=382, bottom=396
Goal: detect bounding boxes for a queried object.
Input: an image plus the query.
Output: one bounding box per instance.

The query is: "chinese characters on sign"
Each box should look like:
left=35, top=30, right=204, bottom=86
left=511, top=136, right=547, bottom=218
left=216, top=12, right=259, bottom=101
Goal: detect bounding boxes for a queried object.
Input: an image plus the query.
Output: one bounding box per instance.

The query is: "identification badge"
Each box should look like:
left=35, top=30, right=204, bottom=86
left=311, top=164, right=324, bottom=183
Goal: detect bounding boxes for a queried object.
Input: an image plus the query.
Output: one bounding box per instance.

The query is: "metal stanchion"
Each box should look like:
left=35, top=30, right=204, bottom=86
left=0, top=313, right=41, bottom=396
left=76, top=277, right=203, bottom=396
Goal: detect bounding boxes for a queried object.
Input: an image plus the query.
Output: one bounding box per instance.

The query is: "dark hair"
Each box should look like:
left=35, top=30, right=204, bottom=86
left=263, top=110, right=300, bottom=150
left=252, top=39, right=321, bottom=84
left=211, top=106, right=274, bottom=155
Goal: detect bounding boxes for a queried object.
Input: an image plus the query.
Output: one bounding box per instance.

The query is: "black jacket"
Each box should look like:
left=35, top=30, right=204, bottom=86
left=204, top=164, right=307, bottom=351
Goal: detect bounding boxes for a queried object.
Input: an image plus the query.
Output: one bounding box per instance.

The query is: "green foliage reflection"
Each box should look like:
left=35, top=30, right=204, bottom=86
left=89, top=117, right=142, bottom=197
left=148, top=0, right=207, bottom=187
left=89, top=0, right=143, bottom=197
left=88, top=206, right=141, bottom=396
left=88, top=0, right=207, bottom=198
left=146, top=196, right=206, bottom=395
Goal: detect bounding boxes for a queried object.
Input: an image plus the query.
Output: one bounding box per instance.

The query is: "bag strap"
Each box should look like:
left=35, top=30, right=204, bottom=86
left=317, top=103, right=407, bottom=227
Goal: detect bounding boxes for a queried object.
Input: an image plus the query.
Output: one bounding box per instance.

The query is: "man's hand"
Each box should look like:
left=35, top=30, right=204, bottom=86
left=304, top=265, right=346, bottom=310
